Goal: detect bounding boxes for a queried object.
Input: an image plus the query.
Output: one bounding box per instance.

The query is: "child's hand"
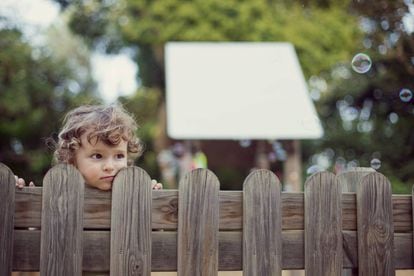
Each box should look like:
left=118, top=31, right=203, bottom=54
left=15, top=175, right=35, bottom=189
left=151, top=179, right=163, bottom=190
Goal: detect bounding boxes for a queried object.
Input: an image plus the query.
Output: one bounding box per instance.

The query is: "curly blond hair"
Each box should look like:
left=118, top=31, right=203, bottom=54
left=54, top=104, right=143, bottom=165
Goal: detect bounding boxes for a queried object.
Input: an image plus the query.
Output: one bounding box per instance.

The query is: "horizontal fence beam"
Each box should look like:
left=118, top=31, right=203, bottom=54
left=14, top=188, right=412, bottom=232
left=13, top=230, right=413, bottom=272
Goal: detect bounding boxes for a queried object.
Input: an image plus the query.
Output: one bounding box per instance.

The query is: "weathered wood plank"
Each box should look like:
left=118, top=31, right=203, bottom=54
left=178, top=169, right=219, bottom=276
left=337, top=167, right=374, bottom=276
left=14, top=189, right=413, bottom=232
left=12, top=230, right=414, bottom=271
left=110, top=167, right=152, bottom=276
left=40, top=164, right=84, bottom=276
left=337, top=167, right=375, bottom=193
left=0, top=163, right=16, bottom=276
left=12, top=190, right=412, bottom=232
left=357, top=172, right=395, bottom=276
left=305, top=172, right=342, bottom=276
left=243, top=169, right=282, bottom=275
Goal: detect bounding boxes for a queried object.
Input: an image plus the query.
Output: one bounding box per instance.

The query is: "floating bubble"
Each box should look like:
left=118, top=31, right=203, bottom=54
left=306, top=165, right=323, bottom=175
left=239, top=139, right=251, bottom=148
left=399, top=88, right=413, bottom=102
left=275, top=148, right=287, bottom=161
left=268, top=152, right=277, bottom=162
left=347, top=160, right=359, bottom=169
left=351, top=53, right=372, bottom=74
left=272, top=141, right=282, bottom=151
left=370, top=158, right=381, bottom=170
left=388, top=112, right=399, bottom=124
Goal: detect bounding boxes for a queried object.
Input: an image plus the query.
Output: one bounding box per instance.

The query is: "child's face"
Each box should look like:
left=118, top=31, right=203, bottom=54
left=74, top=132, right=128, bottom=190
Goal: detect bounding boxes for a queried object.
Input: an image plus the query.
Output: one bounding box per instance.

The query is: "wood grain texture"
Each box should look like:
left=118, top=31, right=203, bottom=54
left=305, top=171, right=342, bottom=276
left=243, top=169, right=282, bottom=276
left=13, top=230, right=414, bottom=271
left=40, top=164, right=84, bottom=276
left=14, top=189, right=412, bottom=232
left=110, top=167, right=152, bottom=276
left=357, top=172, right=395, bottom=276
left=337, top=167, right=374, bottom=276
left=337, top=167, right=375, bottom=193
left=0, top=163, right=15, bottom=276
left=178, top=169, right=219, bottom=276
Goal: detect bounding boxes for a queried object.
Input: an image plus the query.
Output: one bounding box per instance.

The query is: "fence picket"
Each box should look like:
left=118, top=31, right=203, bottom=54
left=305, top=171, right=342, bottom=276
left=337, top=167, right=375, bottom=193
left=1, top=160, right=411, bottom=274
left=243, top=169, right=282, bottom=276
left=0, top=163, right=15, bottom=276
left=40, top=164, right=84, bottom=276
left=110, top=166, right=152, bottom=276
left=357, top=172, right=395, bottom=276
left=337, top=167, right=375, bottom=276
left=178, top=169, right=219, bottom=276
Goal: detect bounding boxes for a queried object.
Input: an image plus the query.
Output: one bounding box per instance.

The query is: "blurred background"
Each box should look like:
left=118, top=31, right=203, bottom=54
left=1, top=0, right=413, bottom=193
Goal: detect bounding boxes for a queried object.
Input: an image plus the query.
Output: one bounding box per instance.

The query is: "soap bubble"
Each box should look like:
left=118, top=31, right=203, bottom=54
left=239, top=139, right=251, bottom=148
left=351, top=53, right=372, bottom=74
left=370, top=158, right=381, bottom=170
left=399, top=88, right=413, bottom=102
left=306, top=165, right=323, bottom=175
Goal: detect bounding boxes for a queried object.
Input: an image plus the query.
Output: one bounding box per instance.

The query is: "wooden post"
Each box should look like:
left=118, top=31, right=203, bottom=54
left=337, top=167, right=375, bottom=193
left=337, top=167, right=375, bottom=276
left=178, top=169, right=219, bottom=275
left=357, top=172, right=395, bottom=276
left=304, top=171, right=342, bottom=276
left=0, top=163, right=15, bottom=276
left=110, top=167, right=152, bottom=275
left=243, top=169, right=282, bottom=275
left=40, top=164, right=84, bottom=276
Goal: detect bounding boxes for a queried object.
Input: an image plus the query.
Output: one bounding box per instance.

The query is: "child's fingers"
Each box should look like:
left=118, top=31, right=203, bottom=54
left=15, top=175, right=34, bottom=188
left=16, top=177, right=26, bottom=189
left=151, top=179, right=163, bottom=190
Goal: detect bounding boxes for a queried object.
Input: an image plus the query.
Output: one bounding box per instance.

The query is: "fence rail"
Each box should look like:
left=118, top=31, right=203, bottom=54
left=1, top=162, right=413, bottom=275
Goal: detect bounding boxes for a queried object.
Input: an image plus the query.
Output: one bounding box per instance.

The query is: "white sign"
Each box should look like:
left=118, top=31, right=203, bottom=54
left=165, top=42, right=323, bottom=140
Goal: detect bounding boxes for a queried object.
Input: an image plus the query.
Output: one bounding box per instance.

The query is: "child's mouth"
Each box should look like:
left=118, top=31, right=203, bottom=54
left=100, top=176, right=115, bottom=182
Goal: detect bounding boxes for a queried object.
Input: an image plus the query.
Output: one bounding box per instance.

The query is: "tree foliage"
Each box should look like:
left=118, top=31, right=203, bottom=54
left=54, top=0, right=413, bottom=191
left=118, top=87, right=162, bottom=176
left=0, top=20, right=99, bottom=184
left=304, top=0, right=414, bottom=192
left=63, top=0, right=361, bottom=86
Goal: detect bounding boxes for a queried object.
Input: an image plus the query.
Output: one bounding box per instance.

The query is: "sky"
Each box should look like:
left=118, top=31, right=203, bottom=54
left=0, top=0, right=137, bottom=103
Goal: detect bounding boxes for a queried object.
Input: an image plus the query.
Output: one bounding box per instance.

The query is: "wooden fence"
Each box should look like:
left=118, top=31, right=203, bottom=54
left=0, top=162, right=413, bottom=275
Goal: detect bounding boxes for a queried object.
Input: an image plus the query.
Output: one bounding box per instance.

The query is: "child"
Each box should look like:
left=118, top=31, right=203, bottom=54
left=15, top=104, right=162, bottom=190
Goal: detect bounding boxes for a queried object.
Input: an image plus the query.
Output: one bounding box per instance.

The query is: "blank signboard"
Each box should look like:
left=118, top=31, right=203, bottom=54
left=165, top=42, right=323, bottom=140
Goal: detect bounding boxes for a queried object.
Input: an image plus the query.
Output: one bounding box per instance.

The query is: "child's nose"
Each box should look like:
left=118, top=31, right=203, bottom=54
left=103, top=160, right=115, bottom=171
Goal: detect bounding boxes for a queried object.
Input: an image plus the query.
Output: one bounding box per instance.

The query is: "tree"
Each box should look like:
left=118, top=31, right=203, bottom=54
left=0, top=18, right=99, bottom=184
left=303, top=0, right=414, bottom=192
left=63, top=0, right=360, bottom=84
left=58, top=0, right=414, bottom=191
left=58, top=0, right=362, bottom=183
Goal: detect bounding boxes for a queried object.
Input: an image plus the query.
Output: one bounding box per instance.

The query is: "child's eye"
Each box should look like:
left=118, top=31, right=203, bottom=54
left=116, top=154, right=125, bottom=159
left=91, top=153, right=102, bottom=159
